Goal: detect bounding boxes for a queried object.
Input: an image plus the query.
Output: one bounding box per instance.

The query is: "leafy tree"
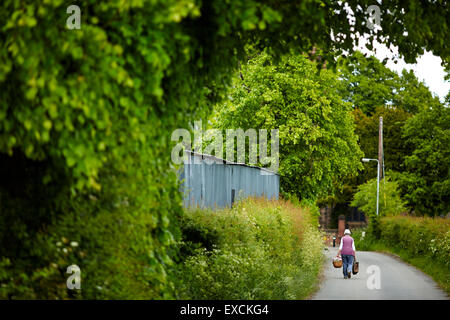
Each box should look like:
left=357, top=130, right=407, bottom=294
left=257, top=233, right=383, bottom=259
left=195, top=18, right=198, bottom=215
left=337, top=52, right=399, bottom=114
left=331, top=52, right=439, bottom=219
left=393, top=69, right=440, bottom=114
left=337, top=51, right=440, bottom=115
left=352, top=105, right=413, bottom=183
left=215, top=51, right=363, bottom=201
left=323, top=105, right=413, bottom=225
left=322, top=52, right=438, bottom=225
left=398, top=102, right=450, bottom=216
left=0, top=2, right=448, bottom=191
left=351, top=175, right=407, bottom=218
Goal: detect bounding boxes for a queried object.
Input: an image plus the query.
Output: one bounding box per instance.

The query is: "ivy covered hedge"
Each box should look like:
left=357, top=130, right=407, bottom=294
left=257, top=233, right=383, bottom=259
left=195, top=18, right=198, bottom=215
left=0, top=0, right=319, bottom=299
left=0, top=152, right=182, bottom=299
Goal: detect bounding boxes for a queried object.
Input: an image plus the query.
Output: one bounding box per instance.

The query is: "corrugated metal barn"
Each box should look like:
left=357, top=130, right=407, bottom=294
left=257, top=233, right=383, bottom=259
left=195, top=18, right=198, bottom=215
left=179, top=151, right=280, bottom=209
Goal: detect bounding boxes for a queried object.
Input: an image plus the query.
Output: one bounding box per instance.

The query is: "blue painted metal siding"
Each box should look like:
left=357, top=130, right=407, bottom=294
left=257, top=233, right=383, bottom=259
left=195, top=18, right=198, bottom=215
left=179, top=151, right=279, bottom=209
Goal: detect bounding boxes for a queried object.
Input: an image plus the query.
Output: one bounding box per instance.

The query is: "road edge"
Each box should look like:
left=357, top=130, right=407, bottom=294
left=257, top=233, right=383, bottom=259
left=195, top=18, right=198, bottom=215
left=306, top=247, right=329, bottom=300
left=367, top=248, right=449, bottom=299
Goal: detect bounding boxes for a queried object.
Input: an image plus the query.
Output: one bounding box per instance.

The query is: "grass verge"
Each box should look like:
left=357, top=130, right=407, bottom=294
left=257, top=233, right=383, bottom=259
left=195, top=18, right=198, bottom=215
left=173, top=197, right=325, bottom=299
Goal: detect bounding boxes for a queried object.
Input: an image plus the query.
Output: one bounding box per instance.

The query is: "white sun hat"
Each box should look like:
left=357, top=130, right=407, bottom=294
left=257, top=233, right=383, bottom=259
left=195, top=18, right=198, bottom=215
left=344, top=229, right=351, bottom=235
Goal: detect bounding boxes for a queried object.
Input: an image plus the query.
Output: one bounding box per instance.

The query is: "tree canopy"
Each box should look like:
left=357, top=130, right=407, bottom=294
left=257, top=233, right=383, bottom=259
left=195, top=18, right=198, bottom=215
left=352, top=105, right=413, bottom=183
left=398, top=102, right=450, bottom=216
left=337, top=51, right=441, bottom=115
left=330, top=50, right=446, bottom=220
left=215, top=51, right=363, bottom=200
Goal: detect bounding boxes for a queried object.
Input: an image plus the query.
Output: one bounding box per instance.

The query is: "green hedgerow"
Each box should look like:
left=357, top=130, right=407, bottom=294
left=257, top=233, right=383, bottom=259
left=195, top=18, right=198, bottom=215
left=174, top=197, right=324, bottom=300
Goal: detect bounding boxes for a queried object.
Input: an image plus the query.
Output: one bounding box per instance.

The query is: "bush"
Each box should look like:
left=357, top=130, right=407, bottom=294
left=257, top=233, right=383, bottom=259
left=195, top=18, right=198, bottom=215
left=379, top=216, right=450, bottom=268
left=173, top=197, right=324, bottom=299
left=351, top=175, right=407, bottom=219
left=351, top=228, right=377, bottom=251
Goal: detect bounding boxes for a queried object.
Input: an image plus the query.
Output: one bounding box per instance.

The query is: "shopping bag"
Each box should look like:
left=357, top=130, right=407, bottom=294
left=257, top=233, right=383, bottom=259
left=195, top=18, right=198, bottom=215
left=352, top=260, right=359, bottom=274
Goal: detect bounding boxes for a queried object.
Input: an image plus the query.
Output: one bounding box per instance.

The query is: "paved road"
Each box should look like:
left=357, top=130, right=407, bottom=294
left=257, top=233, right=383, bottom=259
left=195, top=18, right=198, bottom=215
left=311, top=247, right=448, bottom=300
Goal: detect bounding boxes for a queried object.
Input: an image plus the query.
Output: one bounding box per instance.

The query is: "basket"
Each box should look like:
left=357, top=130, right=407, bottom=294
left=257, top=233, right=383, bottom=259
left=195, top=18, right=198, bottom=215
left=332, top=256, right=342, bottom=268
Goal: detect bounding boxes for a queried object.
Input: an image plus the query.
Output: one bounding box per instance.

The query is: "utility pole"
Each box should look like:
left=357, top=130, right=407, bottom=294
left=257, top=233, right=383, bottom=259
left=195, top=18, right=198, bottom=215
left=378, top=117, right=383, bottom=180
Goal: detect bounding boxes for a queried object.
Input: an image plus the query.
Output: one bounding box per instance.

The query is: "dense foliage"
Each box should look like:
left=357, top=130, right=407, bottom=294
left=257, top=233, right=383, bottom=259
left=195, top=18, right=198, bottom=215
left=398, top=102, right=450, bottom=216
left=0, top=158, right=181, bottom=299
left=214, top=52, right=363, bottom=201
left=380, top=216, right=450, bottom=267
left=174, top=198, right=324, bottom=299
left=329, top=51, right=448, bottom=222
left=337, top=51, right=440, bottom=115
left=351, top=175, right=407, bottom=218
left=352, top=106, right=412, bottom=182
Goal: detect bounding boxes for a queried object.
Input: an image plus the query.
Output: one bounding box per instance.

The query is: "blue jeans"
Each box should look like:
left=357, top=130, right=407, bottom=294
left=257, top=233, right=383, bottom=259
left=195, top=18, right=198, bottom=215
left=342, top=254, right=354, bottom=277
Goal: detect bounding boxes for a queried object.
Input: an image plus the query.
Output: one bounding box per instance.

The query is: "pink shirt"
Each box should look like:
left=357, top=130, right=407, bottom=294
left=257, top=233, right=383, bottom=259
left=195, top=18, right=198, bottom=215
left=339, top=235, right=355, bottom=255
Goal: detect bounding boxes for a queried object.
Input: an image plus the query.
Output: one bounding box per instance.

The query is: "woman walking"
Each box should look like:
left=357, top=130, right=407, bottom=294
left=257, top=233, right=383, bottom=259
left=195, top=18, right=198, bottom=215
left=337, top=229, right=356, bottom=279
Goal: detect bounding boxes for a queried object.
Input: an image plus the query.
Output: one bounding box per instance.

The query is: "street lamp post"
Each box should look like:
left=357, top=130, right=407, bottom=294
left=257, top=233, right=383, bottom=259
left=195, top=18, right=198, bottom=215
left=362, top=158, right=380, bottom=216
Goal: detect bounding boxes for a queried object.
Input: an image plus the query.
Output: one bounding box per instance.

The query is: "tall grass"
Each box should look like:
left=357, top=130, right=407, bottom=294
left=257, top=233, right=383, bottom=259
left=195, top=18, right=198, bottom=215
left=174, top=197, right=324, bottom=299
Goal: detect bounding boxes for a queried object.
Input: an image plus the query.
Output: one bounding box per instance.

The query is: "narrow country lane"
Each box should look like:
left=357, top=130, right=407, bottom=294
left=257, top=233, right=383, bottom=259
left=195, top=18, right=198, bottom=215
left=311, top=247, right=448, bottom=300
